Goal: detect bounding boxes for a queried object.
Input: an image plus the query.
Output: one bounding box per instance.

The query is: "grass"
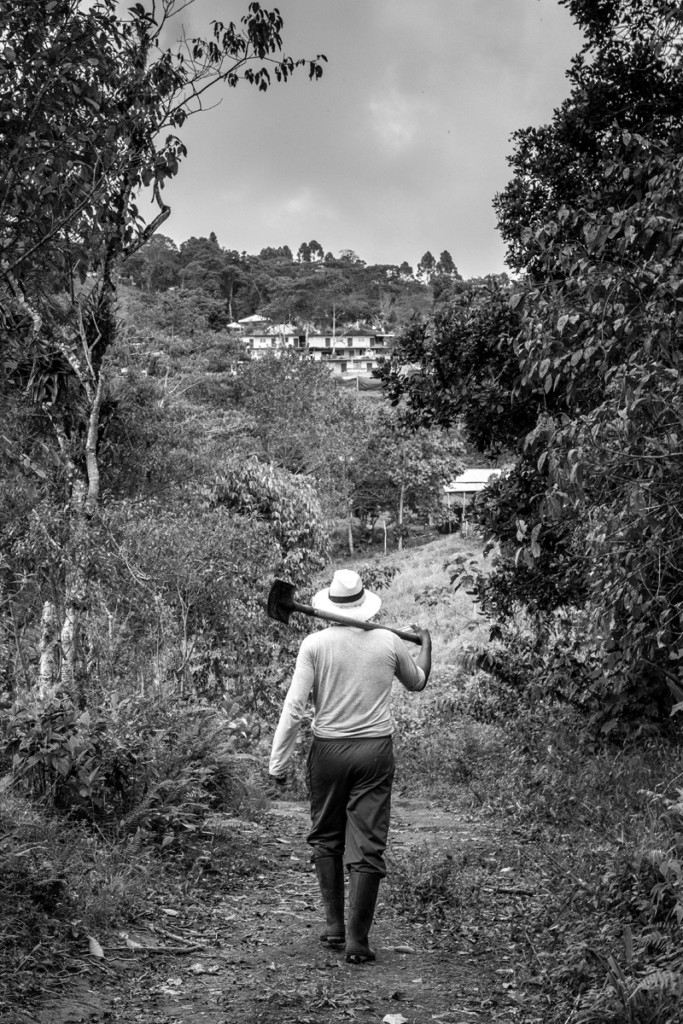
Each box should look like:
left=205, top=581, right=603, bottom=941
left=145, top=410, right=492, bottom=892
left=372, top=532, right=489, bottom=669
left=347, top=532, right=502, bottom=801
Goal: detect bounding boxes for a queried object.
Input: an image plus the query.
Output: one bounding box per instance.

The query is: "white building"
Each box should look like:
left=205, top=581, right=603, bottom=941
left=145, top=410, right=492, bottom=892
left=236, top=317, right=305, bottom=359
left=232, top=315, right=394, bottom=369
left=306, top=331, right=394, bottom=375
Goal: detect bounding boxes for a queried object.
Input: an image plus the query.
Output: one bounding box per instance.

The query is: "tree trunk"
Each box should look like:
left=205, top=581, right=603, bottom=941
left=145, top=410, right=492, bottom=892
left=60, top=584, right=79, bottom=692
left=38, top=600, right=59, bottom=694
left=51, top=377, right=104, bottom=696
left=7, top=598, right=29, bottom=691
left=347, top=504, right=355, bottom=556
left=84, top=371, right=104, bottom=515
left=397, top=482, right=405, bottom=552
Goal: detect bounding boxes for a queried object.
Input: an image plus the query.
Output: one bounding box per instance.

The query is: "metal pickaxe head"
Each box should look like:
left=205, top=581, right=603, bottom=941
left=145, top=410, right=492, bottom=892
left=267, top=578, right=297, bottom=624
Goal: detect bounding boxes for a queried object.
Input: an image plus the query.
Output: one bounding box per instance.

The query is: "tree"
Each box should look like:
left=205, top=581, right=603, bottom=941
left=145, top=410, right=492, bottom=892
left=225, top=351, right=349, bottom=476
left=490, top=0, right=683, bottom=722
left=507, top=129, right=683, bottom=719
left=296, top=239, right=324, bottom=263
left=260, top=273, right=318, bottom=325
left=430, top=251, right=464, bottom=307
left=211, top=456, right=328, bottom=584
left=309, top=266, right=352, bottom=332
left=259, top=245, right=293, bottom=261
left=416, top=251, right=436, bottom=282
left=103, top=500, right=283, bottom=696
left=123, top=234, right=180, bottom=292
left=494, top=0, right=683, bottom=272
left=0, top=0, right=325, bottom=696
left=317, top=398, right=383, bottom=556
left=329, top=403, right=464, bottom=554
left=368, top=406, right=464, bottom=551
left=308, top=240, right=325, bottom=262
left=296, top=241, right=311, bottom=263
left=178, top=235, right=227, bottom=295
left=377, top=276, right=534, bottom=455
left=436, top=250, right=459, bottom=277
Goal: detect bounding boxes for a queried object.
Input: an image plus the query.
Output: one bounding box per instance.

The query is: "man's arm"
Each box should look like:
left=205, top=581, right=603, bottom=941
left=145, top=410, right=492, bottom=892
left=268, top=641, right=315, bottom=778
left=394, top=626, right=432, bottom=692
left=413, top=626, right=432, bottom=688
left=269, top=690, right=306, bottom=778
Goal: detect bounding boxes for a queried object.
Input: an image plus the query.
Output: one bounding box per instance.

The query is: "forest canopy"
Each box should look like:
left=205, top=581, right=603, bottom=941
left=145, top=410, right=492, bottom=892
left=120, top=231, right=466, bottom=329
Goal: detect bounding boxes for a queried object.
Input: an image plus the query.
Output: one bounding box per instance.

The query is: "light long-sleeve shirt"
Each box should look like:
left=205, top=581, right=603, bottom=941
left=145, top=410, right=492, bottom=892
left=269, top=624, right=425, bottom=777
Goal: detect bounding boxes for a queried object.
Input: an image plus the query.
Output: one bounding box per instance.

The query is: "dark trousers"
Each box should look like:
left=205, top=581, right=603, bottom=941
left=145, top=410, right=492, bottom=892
left=306, top=736, right=394, bottom=877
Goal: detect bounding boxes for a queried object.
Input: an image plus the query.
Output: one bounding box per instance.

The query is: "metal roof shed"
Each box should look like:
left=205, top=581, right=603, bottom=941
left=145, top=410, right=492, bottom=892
left=443, top=469, right=502, bottom=516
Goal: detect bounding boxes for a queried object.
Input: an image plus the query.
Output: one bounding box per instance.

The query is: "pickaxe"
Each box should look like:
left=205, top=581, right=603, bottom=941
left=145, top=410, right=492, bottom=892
left=267, top=578, right=422, bottom=645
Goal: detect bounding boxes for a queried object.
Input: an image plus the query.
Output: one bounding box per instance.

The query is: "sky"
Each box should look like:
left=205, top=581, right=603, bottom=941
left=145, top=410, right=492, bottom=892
left=158, top=0, right=584, bottom=280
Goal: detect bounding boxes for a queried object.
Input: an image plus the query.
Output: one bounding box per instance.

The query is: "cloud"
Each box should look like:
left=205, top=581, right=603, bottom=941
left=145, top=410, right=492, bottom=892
left=161, top=0, right=584, bottom=279
left=368, top=91, right=419, bottom=151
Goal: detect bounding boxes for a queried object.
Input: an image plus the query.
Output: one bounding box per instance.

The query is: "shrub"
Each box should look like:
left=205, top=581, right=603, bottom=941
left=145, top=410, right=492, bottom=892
left=574, top=959, right=683, bottom=1024
left=351, top=560, right=402, bottom=593
left=4, top=692, right=148, bottom=818
left=212, top=456, right=329, bottom=583
left=3, top=689, right=264, bottom=834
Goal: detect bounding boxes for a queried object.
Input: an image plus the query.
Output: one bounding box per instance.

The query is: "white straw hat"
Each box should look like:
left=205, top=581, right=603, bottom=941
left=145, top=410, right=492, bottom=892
left=311, top=569, right=381, bottom=622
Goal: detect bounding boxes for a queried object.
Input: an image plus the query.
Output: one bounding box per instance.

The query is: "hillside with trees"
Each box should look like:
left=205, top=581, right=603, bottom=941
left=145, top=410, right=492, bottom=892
left=121, top=231, right=468, bottom=330
left=2, top=2, right=683, bottom=1023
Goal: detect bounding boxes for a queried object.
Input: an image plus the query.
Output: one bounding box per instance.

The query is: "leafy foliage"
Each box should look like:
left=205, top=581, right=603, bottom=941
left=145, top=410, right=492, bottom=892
left=507, top=126, right=683, bottom=711
left=5, top=692, right=146, bottom=817
left=487, top=3, right=683, bottom=721
left=2, top=688, right=262, bottom=832
left=455, top=456, right=590, bottom=617
left=223, top=351, right=353, bottom=476
left=211, top=457, right=328, bottom=583
left=377, top=275, right=529, bottom=455
left=495, top=0, right=683, bottom=273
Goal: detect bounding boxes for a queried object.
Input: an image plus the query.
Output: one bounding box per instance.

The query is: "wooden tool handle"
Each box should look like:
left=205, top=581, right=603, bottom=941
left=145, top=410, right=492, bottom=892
left=293, top=600, right=422, bottom=645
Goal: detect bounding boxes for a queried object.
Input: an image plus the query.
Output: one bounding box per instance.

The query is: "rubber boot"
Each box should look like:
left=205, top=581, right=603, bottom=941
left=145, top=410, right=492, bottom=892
left=315, top=856, right=345, bottom=948
left=345, top=871, right=381, bottom=963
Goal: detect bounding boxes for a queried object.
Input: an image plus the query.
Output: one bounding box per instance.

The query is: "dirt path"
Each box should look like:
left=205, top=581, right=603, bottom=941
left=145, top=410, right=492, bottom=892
left=15, top=798, right=523, bottom=1024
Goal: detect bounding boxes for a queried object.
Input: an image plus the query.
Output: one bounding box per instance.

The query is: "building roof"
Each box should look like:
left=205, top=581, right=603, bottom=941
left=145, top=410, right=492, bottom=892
left=444, top=469, right=501, bottom=494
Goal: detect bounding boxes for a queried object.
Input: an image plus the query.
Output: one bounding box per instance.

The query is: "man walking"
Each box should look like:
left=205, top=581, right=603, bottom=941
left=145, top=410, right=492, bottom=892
left=269, top=568, right=432, bottom=964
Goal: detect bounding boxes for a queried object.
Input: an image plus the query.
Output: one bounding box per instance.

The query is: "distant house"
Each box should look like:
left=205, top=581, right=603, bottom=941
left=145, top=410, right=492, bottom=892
left=231, top=316, right=394, bottom=369
left=238, top=319, right=305, bottom=358
left=306, top=331, right=394, bottom=375
left=242, top=333, right=306, bottom=358
left=443, top=468, right=502, bottom=517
